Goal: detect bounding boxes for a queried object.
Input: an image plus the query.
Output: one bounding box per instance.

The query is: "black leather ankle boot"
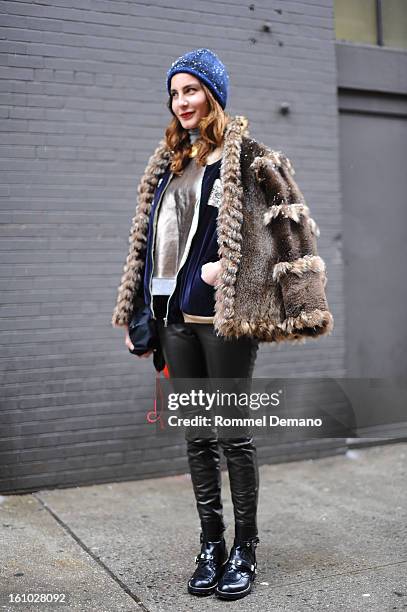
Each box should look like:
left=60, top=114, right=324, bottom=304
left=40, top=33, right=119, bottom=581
left=215, top=536, right=259, bottom=600
left=188, top=533, right=228, bottom=596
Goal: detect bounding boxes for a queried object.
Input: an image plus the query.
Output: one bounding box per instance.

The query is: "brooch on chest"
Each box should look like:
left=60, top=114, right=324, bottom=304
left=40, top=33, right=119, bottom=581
left=207, top=178, right=223, bottom=209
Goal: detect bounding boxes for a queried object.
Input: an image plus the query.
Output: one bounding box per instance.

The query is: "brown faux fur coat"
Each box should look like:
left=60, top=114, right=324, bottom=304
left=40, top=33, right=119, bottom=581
left=112, top=115, right=334, bottom=343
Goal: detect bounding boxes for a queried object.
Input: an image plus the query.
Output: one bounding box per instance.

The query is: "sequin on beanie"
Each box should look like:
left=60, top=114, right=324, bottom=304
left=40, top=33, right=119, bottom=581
left=167, top=48, right=229, bottom=109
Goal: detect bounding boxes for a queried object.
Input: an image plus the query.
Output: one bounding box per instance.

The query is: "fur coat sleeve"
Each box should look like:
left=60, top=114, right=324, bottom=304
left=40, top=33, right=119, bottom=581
left=249, top=146, right=333, bottom=340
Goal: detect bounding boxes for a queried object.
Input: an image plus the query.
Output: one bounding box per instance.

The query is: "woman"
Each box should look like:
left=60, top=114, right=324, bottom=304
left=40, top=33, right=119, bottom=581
left=112, top=48, right=334, bottom=600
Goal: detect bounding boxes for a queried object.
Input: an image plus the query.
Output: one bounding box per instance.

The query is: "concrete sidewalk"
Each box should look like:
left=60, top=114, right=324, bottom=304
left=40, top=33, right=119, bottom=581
left=1, top=442, right=406, bottom=612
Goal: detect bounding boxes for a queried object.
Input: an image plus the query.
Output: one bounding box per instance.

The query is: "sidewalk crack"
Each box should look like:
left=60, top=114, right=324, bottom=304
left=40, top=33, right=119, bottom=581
left=33, top=493, right=151, bottom=612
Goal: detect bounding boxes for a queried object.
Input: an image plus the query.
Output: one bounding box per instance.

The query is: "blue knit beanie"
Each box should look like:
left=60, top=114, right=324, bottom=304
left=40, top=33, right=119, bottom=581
left=167, top=48, right=229, bottom=109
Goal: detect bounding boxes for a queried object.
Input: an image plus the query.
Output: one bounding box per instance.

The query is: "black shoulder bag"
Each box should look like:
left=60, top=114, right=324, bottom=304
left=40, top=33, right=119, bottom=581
left=128, top=304, right=166, bottom=373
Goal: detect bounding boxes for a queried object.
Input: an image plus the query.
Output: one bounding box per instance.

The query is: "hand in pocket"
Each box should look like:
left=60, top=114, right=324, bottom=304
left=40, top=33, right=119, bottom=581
left=201, top=261, right=222, bottom=286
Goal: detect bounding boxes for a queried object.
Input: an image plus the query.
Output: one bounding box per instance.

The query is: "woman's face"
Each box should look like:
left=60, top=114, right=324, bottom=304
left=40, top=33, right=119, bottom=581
left=170, top=73, right=209, bottom=130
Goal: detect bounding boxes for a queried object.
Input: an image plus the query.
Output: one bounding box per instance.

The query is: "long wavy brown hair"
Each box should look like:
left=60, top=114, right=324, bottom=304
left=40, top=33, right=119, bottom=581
left=165, top=82, right=231, bottom=175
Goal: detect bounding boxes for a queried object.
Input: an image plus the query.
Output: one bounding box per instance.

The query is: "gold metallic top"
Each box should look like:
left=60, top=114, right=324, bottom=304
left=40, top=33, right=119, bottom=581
left=152, top=158, right=205, bottom=295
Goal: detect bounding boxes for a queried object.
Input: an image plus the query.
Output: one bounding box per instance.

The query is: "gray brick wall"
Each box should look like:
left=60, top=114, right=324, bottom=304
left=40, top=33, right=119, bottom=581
left=0, top=0, right=345, bottom=493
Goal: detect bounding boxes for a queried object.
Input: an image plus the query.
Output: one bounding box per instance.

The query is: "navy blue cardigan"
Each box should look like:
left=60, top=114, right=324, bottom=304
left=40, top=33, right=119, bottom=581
left=142, top=158, right=222, bottom=324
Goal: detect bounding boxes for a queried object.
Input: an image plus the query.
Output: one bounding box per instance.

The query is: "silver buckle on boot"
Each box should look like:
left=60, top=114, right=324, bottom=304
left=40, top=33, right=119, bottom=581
left=195, top=553, right=214, bottom=563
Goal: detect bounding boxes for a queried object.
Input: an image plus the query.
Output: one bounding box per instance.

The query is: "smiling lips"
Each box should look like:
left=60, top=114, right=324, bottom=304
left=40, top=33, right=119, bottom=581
left=180, top=111, right=194, bottom=118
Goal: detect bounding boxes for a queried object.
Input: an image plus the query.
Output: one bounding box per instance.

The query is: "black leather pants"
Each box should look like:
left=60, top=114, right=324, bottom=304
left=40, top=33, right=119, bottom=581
left=156, top=319, right=259, bottom=542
